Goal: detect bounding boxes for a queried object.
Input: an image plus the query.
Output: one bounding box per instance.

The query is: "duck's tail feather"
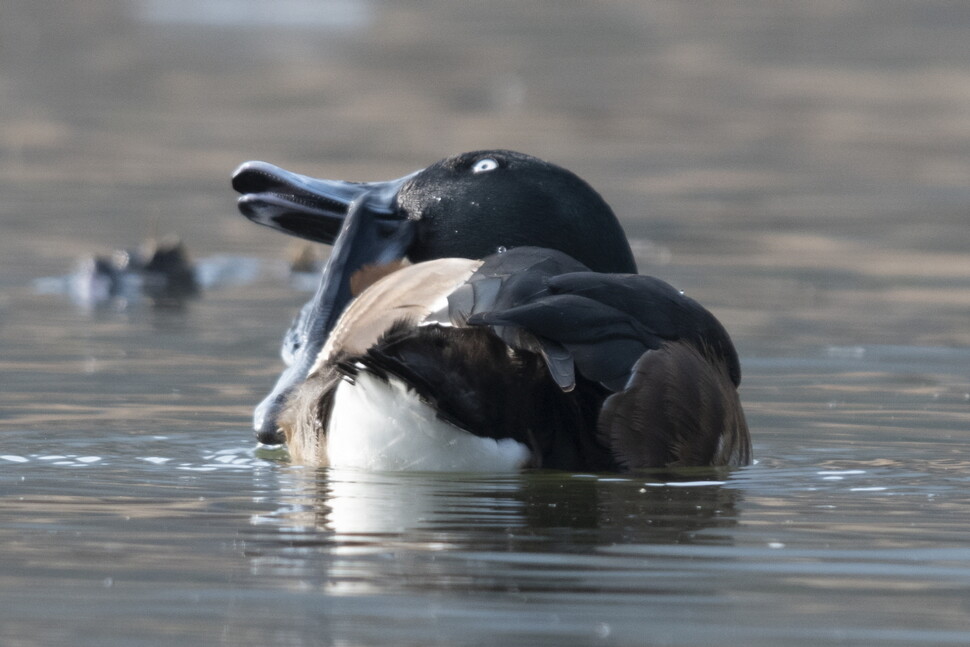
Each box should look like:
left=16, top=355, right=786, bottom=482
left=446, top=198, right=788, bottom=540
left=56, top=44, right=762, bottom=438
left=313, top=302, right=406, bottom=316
left=598, top=342, right=751, bottom=469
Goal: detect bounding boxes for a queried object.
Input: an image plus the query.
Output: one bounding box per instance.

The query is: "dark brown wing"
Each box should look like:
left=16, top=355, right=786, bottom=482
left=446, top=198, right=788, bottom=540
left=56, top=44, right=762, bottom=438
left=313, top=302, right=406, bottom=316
left=598, top=342, right=751, bottom=469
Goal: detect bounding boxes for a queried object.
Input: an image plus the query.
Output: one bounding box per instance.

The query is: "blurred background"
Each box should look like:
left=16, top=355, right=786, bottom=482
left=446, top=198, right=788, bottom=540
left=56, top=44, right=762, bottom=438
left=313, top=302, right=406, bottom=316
left=3, top=0, right=968, bottom=349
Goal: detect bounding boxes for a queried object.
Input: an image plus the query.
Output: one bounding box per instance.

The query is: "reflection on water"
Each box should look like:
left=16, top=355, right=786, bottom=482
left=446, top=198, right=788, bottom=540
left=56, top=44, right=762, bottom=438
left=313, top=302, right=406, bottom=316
left=255, top=468, right=743, bottom=551
left=3, top=441, right=970, bottom=646
left=248, top=470, right=744, bottom=610
left=2, top=0, right=970, bottom=645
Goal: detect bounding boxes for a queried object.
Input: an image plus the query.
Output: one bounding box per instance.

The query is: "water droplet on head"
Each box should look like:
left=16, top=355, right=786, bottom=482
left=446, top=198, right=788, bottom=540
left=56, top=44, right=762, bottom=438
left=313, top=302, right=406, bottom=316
left=496, top=246, right=507, bottom=254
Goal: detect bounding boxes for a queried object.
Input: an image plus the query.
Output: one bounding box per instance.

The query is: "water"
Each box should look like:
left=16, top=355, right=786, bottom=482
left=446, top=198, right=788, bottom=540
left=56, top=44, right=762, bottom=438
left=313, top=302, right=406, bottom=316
left=2, top=1, right=970, bottom=645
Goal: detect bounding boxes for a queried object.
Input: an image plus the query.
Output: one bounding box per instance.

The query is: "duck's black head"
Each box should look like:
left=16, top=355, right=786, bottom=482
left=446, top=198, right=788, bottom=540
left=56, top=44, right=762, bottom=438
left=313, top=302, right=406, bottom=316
left=395, top=150, right=636, bottom=273
left=232, top=150, right=636, bottom=274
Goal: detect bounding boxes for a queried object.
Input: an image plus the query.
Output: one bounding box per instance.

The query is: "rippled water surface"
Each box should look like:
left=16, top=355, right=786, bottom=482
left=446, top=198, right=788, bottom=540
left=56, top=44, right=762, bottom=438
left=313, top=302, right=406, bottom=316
left=2, top=2, right=969, bottom=645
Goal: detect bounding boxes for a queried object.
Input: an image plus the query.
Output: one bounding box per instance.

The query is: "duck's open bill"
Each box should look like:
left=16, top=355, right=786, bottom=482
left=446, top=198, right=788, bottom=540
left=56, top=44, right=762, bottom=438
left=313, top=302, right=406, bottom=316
left=233, top=160, right=418, bottom=244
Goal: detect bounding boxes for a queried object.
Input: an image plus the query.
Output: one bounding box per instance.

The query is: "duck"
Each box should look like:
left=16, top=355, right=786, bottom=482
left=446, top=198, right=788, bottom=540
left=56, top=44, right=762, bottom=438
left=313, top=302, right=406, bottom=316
left=231, top=150, right=750, bottom=472
left=69, top=236, right=198, bottom=308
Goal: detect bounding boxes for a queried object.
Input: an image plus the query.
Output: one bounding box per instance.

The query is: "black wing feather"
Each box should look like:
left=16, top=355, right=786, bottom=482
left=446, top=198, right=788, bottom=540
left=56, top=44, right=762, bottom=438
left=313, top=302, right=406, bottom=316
left=457, top=253, right=742, bottom=392
left=547, top=272, right=742, bottom=386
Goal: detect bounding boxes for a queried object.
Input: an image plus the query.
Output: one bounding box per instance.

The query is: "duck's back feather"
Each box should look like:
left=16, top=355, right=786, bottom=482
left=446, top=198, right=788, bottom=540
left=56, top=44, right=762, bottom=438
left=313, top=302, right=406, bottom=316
left=313, top=257, right=481, bottom=372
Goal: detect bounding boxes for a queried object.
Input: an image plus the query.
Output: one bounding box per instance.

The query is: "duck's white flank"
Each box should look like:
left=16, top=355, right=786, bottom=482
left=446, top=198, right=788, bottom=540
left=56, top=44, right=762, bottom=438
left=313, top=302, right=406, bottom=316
left=327, top=371, right=530, bottom=472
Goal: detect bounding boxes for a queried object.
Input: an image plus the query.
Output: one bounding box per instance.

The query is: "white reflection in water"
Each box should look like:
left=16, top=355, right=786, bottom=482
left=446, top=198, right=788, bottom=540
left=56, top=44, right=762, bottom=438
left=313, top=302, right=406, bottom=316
left=248, top=468, right=530, bottom=596
left=267, top=468, right=527, bottom=539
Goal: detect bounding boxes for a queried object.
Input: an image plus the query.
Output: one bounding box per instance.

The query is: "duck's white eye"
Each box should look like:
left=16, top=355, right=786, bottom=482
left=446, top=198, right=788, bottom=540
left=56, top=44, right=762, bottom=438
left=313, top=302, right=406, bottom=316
left=472, top=158, right=499, bottom=174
